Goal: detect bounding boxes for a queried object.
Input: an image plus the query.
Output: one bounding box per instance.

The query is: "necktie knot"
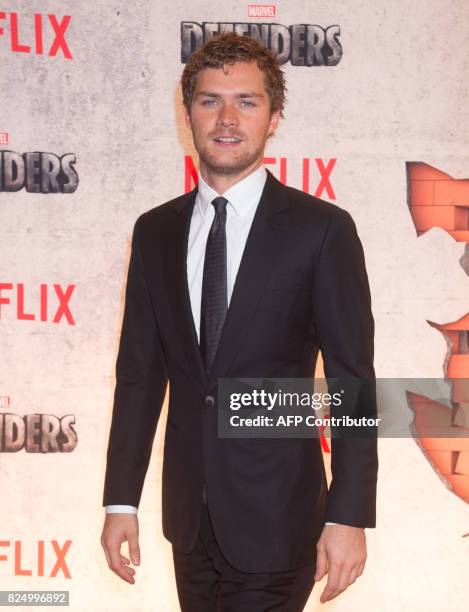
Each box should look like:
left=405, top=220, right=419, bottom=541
left=211, top=196, right=228, bottom=215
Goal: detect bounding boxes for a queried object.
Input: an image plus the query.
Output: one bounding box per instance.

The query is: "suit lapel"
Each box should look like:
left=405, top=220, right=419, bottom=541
left=165, top=170, right=291, bottom=393
left=164, top=186, right=208, bottom=391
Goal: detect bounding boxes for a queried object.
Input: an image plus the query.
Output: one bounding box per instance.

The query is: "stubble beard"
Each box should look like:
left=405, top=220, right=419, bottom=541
left=194, top=134, right=266, bottom=177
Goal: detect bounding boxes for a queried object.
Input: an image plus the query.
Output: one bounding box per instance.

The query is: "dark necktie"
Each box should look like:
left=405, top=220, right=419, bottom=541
left=200, top=196, right=229, bottom=375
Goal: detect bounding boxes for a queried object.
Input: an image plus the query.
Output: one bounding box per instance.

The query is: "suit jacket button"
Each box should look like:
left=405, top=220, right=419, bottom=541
left=204, top=394, right=215, bottom=407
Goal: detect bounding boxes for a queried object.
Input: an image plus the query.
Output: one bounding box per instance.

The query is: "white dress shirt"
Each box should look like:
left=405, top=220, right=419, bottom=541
left=105, top=165, right=337, bottom=525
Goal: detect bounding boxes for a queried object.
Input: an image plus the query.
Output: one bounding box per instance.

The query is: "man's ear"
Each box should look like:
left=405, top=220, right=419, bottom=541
left=267, top=109, right=281, bottom=138
left=184, top=106, right=192, bottom=130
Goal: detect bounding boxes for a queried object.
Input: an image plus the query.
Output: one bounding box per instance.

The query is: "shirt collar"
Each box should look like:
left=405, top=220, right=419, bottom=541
left=196, top=165, right=267, bottom=217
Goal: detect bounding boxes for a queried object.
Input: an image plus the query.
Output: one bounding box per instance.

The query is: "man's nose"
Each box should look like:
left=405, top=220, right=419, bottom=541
left=216, top=104, right=239, bottom=127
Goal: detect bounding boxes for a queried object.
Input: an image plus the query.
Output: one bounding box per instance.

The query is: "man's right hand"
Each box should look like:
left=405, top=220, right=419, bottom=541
left=101, top=513, right=140, bottom=584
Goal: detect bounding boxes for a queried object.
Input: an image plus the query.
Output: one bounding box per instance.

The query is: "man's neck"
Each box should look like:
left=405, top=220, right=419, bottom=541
left=199, top=159, right=264, bottom=195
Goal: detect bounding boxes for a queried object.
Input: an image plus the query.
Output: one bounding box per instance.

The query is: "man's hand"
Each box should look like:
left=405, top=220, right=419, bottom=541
left=314, top=524, right=367, bottom=603
left=101, top=513, right=140, bottom=584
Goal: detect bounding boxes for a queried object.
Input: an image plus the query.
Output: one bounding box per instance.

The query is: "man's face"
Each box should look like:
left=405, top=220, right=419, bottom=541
left=184, top=61, right=280, bottom=177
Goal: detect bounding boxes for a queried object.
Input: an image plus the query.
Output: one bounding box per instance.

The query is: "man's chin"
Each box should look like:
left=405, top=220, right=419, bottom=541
left=199, top=154, right=259, bottom=177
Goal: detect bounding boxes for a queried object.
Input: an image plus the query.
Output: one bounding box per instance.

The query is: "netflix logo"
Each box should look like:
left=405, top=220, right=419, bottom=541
left=0, top=283, right=76, bottom=325
left=0, top=12, right=72, bottom=59
left=184, top=155, right=337, bottom=200
left=0, top=540, right=72, bottom=578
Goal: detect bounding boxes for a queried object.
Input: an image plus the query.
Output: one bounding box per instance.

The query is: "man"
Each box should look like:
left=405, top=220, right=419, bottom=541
left=101, top=32, right=377, bottom=611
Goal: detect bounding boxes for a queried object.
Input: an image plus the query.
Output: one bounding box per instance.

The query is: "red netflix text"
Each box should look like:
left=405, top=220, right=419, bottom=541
left=0, top=283, right=76, bottom=325
left=0, top=12, right=72, bottom=59
left=184, top=155, right=336, bottom=199
left=0, top=540, right=72, bottom=578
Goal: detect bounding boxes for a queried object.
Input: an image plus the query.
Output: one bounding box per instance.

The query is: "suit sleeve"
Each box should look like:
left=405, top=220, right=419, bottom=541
left=103, top=215, right=168, bottom=508
left=311, top=208, right=378, bottom=528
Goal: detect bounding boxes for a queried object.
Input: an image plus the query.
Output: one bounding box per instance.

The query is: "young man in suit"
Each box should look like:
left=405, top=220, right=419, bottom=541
left=101, top=32, right=378, bottom=611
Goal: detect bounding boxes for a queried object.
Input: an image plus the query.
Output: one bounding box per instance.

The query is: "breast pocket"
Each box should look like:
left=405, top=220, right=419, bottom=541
left=258, top=270, right=312, bottom=329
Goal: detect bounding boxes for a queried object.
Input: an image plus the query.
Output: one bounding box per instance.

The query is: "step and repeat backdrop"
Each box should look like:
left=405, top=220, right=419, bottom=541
left=1, top=1, right=468, bottom=610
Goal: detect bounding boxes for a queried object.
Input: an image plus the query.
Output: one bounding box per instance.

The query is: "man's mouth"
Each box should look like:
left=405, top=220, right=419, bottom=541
left=213, top=136, right=242, bottom=144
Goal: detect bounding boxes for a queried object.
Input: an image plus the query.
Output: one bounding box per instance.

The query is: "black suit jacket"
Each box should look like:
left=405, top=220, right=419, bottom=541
left=103, top=169, right=378, bottom=572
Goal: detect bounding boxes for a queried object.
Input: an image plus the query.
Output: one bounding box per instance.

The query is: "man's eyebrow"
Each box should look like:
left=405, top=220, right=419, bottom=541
left=238, top=92, right=264, bottom=99
left=196, top=91, right=264, bottom=99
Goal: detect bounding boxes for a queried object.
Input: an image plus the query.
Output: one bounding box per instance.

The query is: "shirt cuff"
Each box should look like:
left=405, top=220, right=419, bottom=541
left=325, top=522, right=366, bottom=528
left=105, top=505, right=138, bottom=514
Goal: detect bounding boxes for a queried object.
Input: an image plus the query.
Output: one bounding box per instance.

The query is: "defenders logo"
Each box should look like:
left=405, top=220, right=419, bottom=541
left=181, top=22, right=342, bottom=66
left=0, top=151, right=78, bottom=193
left=0, top=411, right=78, bottom=452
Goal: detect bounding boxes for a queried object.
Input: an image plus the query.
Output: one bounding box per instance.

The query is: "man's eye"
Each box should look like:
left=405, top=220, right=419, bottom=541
left=202, top=100, right=217, bottom=106
left=241, top=100, right=255, bottom=107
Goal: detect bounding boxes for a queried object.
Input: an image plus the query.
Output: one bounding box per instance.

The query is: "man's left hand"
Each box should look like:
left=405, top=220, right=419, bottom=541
left=314, top=524, right=367, bottom=603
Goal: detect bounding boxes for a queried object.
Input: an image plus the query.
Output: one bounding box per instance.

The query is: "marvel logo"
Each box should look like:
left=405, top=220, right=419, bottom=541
left=0, top=396, right=10, bottom=408
left=248, top=4, right=276, bottom=18
left=0, top=132, right=8, bottom=145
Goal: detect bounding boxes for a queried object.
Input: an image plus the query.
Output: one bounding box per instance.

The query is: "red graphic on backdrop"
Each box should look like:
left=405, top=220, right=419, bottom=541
left=0, top=540, right=72, bottom=578
left=407, top=162, right=469, bottom=377
left=0, top=12, right=72, bottom=59
left=407, top=390, right=469, bottom=504
left=0, top=132, right=8, bottom=145
left=184, top=155, right=337, bottom=198
left=0, top=283, right=76, bottom=325
left=406, top=161, right=469, bottom=512
left=407, top=162, right=469, bottom=242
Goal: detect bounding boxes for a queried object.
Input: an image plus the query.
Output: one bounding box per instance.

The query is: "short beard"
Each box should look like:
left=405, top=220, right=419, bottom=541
left=195, top=139, right=266, bottom=177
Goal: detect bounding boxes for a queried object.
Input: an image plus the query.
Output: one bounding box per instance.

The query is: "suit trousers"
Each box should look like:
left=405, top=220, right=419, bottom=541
left=172, top=503, right=315, bottom=612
